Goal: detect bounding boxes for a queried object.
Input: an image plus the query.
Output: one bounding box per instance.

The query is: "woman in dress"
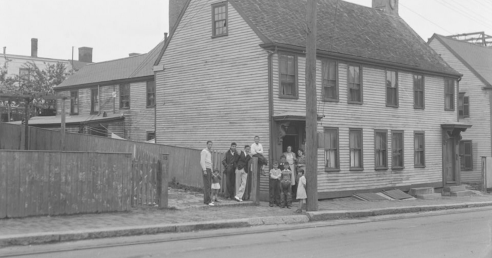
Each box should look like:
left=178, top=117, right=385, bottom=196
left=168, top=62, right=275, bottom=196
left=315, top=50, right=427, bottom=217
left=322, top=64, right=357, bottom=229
left=296, top=149, right=306, bottom=172
left=283, top=146, right=297, bottom=198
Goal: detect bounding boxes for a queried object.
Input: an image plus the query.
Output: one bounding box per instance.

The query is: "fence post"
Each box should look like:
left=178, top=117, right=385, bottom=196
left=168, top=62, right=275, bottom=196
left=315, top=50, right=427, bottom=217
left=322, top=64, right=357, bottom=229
left=158, top=154, right=169, bottom=208
left=250, top=157, right=260, bottom=204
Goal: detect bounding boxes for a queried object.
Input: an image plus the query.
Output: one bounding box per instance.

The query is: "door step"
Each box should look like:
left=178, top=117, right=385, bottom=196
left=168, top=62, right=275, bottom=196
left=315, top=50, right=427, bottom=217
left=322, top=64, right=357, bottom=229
left=449, top=190, right=474, bottom=197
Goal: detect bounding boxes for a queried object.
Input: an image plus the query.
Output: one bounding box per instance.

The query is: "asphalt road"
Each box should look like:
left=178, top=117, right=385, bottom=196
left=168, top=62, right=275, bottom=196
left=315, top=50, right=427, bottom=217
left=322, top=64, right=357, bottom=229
left=2, top=209, right=492, bottom=258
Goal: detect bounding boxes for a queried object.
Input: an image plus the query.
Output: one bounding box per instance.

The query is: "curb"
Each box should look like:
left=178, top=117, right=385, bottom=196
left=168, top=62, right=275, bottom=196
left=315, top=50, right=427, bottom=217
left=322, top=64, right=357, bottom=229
left=2, top=201, right=492, bottom=247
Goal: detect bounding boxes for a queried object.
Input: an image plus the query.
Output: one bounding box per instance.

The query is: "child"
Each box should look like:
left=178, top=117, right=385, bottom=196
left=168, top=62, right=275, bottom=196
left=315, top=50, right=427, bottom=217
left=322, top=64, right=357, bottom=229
left=278, top=155, right=287, bottom=171
left=280, top=167, right=292, bottom=208
left=269, top=161, right=282, bottom=207
left=295, top=169, right=306, bottom=213
left=211, top=169, right=222, bottom=204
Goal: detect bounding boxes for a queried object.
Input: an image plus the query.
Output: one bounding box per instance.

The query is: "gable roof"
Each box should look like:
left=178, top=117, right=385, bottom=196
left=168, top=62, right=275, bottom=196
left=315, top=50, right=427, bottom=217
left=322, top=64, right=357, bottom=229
left=157, top=0, right=459, bottom=77
left=56, top=41, right=164, bottom=90
left=429, top=34, right=492, bottom=87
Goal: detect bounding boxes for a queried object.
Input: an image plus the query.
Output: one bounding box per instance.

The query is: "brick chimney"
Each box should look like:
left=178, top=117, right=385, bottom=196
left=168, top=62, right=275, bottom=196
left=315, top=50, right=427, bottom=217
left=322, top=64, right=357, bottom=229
left=31, top=38, right=38, bottom=57
left=169, top=0, right=188, bottom=31
left=372, top=0, right=399, bottom=16
left=78, top=47, right=93, bottom=63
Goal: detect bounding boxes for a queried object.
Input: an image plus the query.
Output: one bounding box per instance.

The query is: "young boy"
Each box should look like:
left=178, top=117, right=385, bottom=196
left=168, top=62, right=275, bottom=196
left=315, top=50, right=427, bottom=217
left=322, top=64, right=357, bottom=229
left=280, top=167, right=292, bottom=208
left=278, top=155, right=287, bottom=171
left=211, top=169, right=222, bottom=204
left=269, top=161, right=282, bottom=207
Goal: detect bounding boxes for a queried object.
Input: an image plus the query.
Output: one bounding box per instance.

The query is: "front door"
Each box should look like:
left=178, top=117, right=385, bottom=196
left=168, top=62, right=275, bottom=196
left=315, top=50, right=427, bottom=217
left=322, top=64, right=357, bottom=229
left=445, top=137, right=456, bottom=184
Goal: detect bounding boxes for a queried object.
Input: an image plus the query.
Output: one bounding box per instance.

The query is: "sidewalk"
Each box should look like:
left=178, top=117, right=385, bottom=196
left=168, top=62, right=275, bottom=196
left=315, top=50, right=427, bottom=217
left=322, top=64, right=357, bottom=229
left=1, top=188, right=492, bottom=246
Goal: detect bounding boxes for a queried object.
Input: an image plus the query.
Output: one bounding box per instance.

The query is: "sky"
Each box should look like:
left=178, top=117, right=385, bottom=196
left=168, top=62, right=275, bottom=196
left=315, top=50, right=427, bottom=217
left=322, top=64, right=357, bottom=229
left=1, top=0, right=492, bottom=63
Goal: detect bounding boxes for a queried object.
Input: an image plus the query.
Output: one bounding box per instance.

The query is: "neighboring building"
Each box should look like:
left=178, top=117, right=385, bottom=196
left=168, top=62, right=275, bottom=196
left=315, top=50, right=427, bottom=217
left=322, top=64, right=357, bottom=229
left=429, top=33, right=492, bottom=185
left=155, top=0, right=469, bottom=199
left=44, top=41, right=164, bottom=142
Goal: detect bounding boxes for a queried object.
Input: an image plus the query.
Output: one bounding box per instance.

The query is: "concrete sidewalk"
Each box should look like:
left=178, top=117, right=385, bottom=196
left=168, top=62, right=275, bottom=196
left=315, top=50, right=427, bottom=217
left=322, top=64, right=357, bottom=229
left=2, top=189, right=492, bottom=247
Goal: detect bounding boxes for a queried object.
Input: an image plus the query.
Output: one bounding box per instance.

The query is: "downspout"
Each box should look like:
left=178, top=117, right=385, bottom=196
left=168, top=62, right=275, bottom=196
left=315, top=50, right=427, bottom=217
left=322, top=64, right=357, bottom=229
left=456, top=77, right=461, bottom=122
left=268, top=47, right=276, bottom=168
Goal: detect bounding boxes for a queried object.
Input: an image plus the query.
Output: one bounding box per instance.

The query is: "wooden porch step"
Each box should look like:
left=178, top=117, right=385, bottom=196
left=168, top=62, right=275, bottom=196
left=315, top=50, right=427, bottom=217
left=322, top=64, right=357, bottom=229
left=414, top=193, right=441, bottom=200
left=450, top=190, right=474, bottom=197
left=443, top=185, right=467, bottom=193
left=409, top=187, right=434, bottom=196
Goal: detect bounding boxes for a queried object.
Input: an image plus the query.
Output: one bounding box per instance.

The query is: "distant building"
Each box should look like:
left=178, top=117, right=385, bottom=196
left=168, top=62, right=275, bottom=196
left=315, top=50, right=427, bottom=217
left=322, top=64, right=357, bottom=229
left=155, top=0, right=470, bottom=199
left=429, top=33, right=492, bottom=186
left=30, top=41, right=164, bottom=142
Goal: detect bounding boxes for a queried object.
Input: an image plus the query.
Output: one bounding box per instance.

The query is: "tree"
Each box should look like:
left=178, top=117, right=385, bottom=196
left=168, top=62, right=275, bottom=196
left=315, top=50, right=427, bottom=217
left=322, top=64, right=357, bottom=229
left=0, top=61, right=70, bottom=119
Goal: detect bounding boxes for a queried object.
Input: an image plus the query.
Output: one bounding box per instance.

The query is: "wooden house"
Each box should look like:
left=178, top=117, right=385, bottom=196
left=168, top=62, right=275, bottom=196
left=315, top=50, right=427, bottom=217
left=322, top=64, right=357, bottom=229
left=37, top=42, right=164, bottom=142
left=429, top=33, right=492, bottom=186
left=155, top=0, right=470, bottom=199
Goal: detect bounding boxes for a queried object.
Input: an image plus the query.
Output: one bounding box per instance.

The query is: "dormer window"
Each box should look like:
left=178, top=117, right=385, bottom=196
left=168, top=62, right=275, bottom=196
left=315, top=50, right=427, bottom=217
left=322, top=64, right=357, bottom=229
left=212, top=2, right=228, bottom=37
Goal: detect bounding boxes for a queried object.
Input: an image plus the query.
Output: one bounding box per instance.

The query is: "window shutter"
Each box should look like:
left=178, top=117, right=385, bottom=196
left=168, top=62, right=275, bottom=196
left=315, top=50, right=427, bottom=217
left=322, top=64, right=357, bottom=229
left=317, top=131, right=324, bottom=148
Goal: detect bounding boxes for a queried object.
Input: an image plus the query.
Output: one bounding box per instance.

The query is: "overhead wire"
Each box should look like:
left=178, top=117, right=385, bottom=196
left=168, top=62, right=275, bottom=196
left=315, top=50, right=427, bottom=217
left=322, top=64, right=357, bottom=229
left=399, top=3, right=454, bottom=35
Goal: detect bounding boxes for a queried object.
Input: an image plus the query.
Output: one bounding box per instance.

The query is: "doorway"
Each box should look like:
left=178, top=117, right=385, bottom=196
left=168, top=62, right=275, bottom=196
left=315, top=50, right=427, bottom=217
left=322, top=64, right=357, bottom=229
left=444, top=137, right=456, bottom=183
left=282, top=135, right=299, bottom=154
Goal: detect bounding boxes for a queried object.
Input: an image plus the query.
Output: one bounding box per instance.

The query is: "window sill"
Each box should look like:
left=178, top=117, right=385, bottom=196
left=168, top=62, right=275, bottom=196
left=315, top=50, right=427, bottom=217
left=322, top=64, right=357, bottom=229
left=414, top=165, right=426, bottom=168
left=70, top=113, right=79, bottom=116
left=348, top=101, right=363, bottom=105
left=325, top=168, right=340, bottom=173
left=414, top=106, right=425, bottom=110
left=211, top=34, right=228, bottom=39
left=391, top=167, right=405, bottom=171
left=386, top=104, right=399, bottom=108
left=375, top=167, right=388, bottom=171
left=279, top=95, right=299, bottom=100
left=350, top=168, right=364, bottom=172
left=146, top=105, right=156, bottom=109
left=459, top=116, right=470, bottom=119
left=444, top=108, right=455, bottom=111
left=120, top=107, right=130, bottom=110
left=322, top=98, right=339, bottom=103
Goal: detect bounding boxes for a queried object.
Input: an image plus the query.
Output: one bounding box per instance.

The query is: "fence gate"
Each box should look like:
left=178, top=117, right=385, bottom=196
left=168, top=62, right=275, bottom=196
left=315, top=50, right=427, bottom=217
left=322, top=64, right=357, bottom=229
left=132, top=151, right=164, bottom=207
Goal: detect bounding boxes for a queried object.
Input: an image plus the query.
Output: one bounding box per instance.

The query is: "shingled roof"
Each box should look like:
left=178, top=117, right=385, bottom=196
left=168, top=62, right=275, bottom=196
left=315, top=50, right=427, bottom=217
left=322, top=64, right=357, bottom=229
left=430, top=34, right=492, bottom=87
left=56, top=40, right=164, bottom=89
left=226, top=0, right=459, bottom=76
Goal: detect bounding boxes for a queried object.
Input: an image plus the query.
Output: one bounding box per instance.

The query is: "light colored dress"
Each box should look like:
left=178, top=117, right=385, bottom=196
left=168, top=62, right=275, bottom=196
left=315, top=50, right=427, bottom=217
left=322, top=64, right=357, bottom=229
left=284, top=152, right=296, bottom=186
left=296, top=175, right=307, bottom=199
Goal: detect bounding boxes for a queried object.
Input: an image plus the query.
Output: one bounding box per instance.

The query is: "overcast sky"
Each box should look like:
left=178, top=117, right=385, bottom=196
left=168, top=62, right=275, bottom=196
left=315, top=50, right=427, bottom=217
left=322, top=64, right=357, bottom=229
left=2, top=0, right=492, bottom=63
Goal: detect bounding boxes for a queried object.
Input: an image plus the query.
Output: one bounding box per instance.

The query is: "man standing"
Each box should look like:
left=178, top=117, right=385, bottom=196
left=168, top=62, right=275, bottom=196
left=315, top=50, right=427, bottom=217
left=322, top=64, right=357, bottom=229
left=234, top=145, right=251, bottom=202
left=200, top=141, right=214, bottom=206
left=221, top=142, right=237, bottom=199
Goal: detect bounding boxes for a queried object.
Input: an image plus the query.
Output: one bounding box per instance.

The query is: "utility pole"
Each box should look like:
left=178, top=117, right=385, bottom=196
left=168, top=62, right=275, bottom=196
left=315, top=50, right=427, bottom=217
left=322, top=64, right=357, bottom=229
left=61, top=97, right=67, bottom=151
left=305, top=0, right=318, bottom=211
left=24, top=98, right=30, bottom=150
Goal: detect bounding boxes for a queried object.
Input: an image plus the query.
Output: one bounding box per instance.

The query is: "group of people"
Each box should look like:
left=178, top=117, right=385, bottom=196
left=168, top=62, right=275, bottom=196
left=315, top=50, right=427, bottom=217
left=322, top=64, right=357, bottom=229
left=199, top=137, right=307, bottom=213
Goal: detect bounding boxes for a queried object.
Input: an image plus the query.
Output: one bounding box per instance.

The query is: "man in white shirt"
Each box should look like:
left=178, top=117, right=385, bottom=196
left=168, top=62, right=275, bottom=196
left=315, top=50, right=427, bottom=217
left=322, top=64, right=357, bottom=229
left=251, top=136, right=267, bottom=170
left=200, top=141, right=214, bottom=206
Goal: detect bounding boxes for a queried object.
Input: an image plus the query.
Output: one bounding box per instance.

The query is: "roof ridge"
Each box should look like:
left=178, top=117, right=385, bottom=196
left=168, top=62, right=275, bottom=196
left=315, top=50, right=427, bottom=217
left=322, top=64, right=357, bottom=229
left=86, top=54, right=146, bottom=67
left=130, top=40, right=164, bottom=78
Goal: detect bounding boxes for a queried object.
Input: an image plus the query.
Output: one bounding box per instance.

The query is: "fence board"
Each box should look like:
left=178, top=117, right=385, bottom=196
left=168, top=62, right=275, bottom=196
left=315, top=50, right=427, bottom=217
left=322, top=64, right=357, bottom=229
left=0, top=151, right=8, bottom=218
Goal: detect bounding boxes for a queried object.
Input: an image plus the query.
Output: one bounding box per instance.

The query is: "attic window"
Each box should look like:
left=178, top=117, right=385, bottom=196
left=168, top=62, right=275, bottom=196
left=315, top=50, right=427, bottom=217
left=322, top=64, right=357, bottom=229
left=212, top=2, right=228, bottom=37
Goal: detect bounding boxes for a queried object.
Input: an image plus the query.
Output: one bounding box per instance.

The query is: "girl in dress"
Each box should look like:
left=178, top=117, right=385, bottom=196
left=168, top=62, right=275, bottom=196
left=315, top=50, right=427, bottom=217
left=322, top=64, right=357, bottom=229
left=211, top=169, right=222, bottom=204
left=295, top=169, right=306, bottom=213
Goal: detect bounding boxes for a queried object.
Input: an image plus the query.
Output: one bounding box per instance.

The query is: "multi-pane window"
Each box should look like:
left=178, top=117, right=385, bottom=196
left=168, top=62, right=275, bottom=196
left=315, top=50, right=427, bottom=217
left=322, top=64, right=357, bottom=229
left=279, top=54, right=297, bottom=98
left=212, top=3, right=227, bottom=37
left=460, top=140, right=473, bottom=171
left=445, top=79, right=455, bottom=110
left=349, top=129, right=363, bottom=170
left=119, top=84, right=130, bottom=109
left=146, top=80, right=156, bottom=107
left=458, top=93, right=470, bottom=118
left=414, top=132, right=425, bottom=167
left=91, top=88, right=99, bottom=114
left=19, top=68, right=31, bottom=84
left=386, top=70, right=398, bottom=107
left=324, top=128, right=339, bottom=171
left=348, top=65, right=362, bottom=103
left=375, top=130, right=387, bottom=169
left=392, top=131, right=404, bottom=169
left=70, top=90, right=79, bottom=115
left=322, top=60, right=337, bottom=101
left=414, top=74, right=424, bottom=109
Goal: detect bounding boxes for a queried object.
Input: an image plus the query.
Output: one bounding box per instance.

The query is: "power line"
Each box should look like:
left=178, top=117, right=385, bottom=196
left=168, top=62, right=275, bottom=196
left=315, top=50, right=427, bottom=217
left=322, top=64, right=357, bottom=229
left=435, top=0, right=492, bottom=32
left=447, top=0, right=492, bottom=28
left=400, top=3, right=454, bottom=35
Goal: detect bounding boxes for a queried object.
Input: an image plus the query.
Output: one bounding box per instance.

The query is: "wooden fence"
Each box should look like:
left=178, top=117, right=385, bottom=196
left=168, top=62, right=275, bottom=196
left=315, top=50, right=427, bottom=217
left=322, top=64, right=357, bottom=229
left=0, top=123, right=222, bottom=190
left=0, top=150, right=133, bottom=218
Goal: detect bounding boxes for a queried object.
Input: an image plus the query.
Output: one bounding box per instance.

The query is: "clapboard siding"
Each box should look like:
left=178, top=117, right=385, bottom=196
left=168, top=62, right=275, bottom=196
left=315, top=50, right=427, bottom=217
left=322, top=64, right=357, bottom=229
left=429, top=39, right=491, bottom=183
left=53, top=80, right=155, bottom=142
left=273, top=54, right=457, bottom=193
left=156, top=0, right=269, bottom=153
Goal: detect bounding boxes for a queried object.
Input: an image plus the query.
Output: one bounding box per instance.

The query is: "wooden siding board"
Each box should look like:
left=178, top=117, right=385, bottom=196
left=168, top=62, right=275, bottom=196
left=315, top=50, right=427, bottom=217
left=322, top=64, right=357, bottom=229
left=429, top=39, right=490, bottom=183
left=273, top=57, right=457, bottom=193
left=155, top=0, right=270, bottom=172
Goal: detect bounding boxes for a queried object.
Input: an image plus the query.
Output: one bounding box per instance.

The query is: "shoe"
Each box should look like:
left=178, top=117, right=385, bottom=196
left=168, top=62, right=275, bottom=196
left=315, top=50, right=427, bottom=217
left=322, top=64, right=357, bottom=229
left=238, top=199, right=243, bottom=202
left=215, top=199, right=220, bottom=203
left=209, top=202, right=215, bottom=206
left=234, top=196, right=241, bottom=202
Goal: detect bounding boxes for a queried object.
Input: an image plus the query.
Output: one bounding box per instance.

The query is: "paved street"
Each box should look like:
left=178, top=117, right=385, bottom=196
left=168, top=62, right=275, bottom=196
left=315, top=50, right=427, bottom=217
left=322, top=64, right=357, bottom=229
left=2, top=209, right=492, bottom=258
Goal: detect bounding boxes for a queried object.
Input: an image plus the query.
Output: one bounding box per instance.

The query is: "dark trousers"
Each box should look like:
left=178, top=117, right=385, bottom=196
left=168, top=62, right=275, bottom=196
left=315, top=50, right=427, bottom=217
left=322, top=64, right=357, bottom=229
left=225, top=167, right=235, bottom=198
left=280, top=180, right=292, bottom=207
left=243, top=170, right=252, bottom=200
left=202, top=168, right=212, bottom=204
left=269, top=178, right=280, bottom=205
